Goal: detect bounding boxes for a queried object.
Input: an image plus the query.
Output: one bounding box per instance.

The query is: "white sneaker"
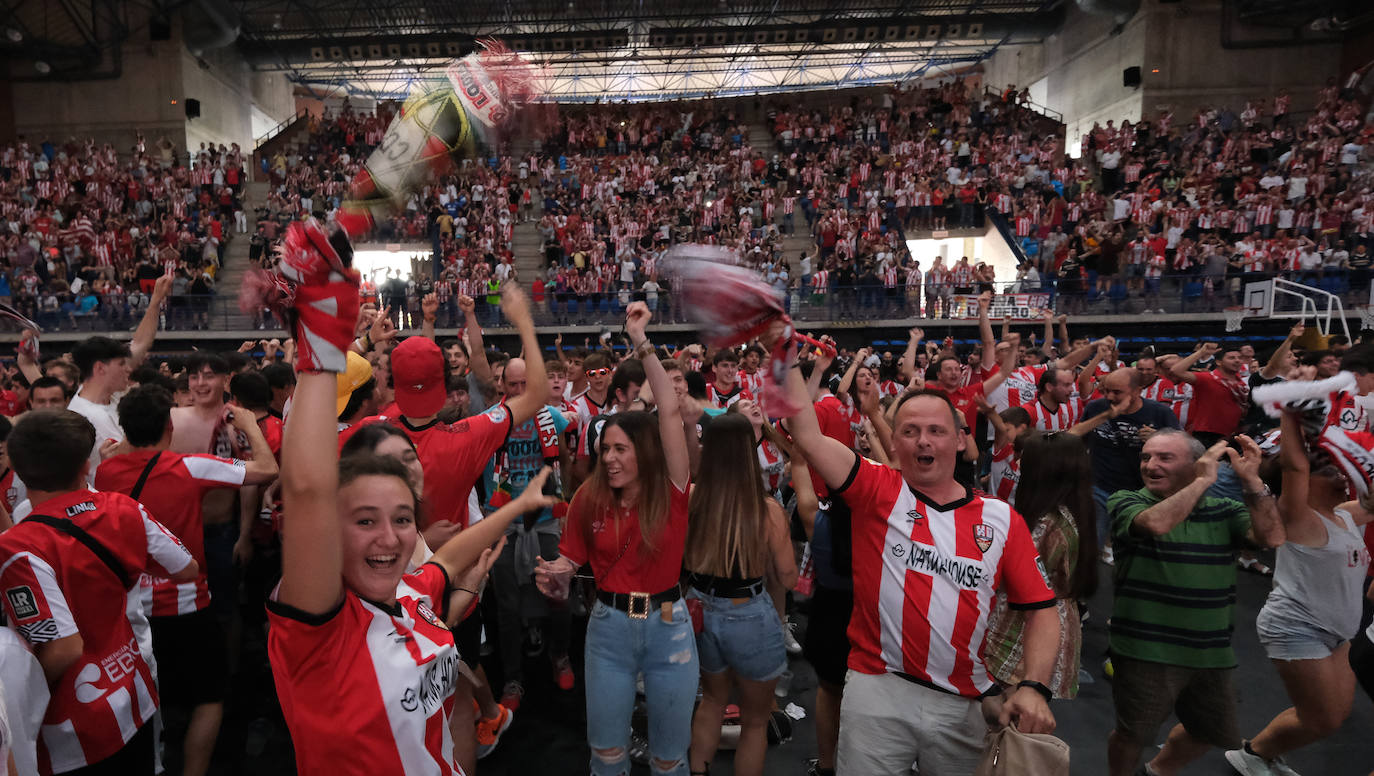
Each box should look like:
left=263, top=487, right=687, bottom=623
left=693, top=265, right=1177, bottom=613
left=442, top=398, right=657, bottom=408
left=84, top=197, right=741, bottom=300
left=783, top=619, right=803, bottom=656
left=1270, top=756, right=1303, bottom=776
left=1225, top=747, right=1278, bottom=776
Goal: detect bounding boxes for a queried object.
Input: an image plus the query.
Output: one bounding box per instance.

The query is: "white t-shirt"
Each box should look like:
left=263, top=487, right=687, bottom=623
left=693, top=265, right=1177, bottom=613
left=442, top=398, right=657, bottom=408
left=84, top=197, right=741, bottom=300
left=0, top=628, right=47, bottom=776
left=67, top=391, right=124, bottom=485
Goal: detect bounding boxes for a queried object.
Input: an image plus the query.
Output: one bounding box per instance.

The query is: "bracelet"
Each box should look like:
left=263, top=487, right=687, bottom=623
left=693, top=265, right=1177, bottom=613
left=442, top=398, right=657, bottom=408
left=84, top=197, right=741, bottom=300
left=1242, top=483, right=1273, bottom=499
left=455, top=586, right=479, bottom=597
left=633, top=340, right=654, bottom=358
left=1016, top=679, right=1053, bottom=703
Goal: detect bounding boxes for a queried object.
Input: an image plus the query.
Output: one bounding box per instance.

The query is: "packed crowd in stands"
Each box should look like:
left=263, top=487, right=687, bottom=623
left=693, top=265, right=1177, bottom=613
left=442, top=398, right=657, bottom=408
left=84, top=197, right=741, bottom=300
left=5, top=248, right=1374, bottom=776
left=242, top=75, right=1372, bottom=329
left=0, top=135, right=247, bottom=331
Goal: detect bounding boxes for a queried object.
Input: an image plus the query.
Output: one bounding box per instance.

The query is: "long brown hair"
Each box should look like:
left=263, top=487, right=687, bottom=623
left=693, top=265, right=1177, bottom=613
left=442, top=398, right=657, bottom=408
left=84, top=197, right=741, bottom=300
left=684, top=413, right=771, bottom=578
left=572, top=411, right=672, bottom=553
left=1012, top=432, right=1098, bottom=600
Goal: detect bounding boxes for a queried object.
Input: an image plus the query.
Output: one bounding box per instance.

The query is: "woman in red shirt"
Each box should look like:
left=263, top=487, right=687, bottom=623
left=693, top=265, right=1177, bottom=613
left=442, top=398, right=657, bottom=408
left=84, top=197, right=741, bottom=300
left=536, top=301, right=695, bottom=776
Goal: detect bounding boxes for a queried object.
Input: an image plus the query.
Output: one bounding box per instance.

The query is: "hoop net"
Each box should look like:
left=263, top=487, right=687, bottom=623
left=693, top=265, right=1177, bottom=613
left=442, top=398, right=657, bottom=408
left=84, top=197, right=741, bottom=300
left=1223, top=306, right=1247, bottom=333
left=1359, top=305, right=1374, bottom=332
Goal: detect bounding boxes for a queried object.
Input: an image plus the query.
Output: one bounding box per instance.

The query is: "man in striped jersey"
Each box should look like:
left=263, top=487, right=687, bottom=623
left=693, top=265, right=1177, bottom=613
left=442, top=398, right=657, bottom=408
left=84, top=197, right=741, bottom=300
left=781, top=344, right=1058, bottom=775
left=1024, top=368, right=1083, bottom=431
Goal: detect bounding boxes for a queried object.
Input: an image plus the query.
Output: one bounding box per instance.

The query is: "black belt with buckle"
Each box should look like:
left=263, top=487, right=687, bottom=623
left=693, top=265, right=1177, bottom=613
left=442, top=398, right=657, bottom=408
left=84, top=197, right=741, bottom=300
left=596, top=586, right=682, bottom=620
left=686, top=573, right=766, bottom=599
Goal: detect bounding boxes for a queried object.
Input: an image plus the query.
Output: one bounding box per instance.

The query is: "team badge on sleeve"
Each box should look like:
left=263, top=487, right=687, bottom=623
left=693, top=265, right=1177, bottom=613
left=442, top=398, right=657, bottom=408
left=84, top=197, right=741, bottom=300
left=6, top=586, right=38, bottom=620
left=972, top=524, right=994, bottom=553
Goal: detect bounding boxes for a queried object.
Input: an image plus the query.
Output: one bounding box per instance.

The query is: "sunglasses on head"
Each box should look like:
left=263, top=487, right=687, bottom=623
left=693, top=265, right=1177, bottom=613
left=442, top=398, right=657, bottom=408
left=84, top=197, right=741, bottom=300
left=585, top=367, right=611, bottom=377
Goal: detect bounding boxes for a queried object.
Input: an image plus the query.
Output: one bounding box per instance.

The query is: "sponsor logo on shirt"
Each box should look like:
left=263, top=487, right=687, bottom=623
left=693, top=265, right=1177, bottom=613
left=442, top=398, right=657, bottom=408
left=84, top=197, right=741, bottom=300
left=400, top=649, right=459, bottom=717
left=893, top=541, right=986, bottom=589
left=65, top=501, right=97, bottom=517
left=487, top=406, right=507, bottom=424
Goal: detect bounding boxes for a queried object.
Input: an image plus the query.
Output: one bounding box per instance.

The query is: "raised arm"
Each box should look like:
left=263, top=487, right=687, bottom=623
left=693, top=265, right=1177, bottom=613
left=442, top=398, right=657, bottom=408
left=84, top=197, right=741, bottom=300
left=429, top=468, right=556, bottom=579
left=460, top=295, right=495, bottom=390
left=1228, top=433, right=1284, bottom=548
left=129, top=271, right=172, bottom=368
left=783, top=349, right=859, bottom=489
left=420, top=293, right=439, bottom=342
left=626, top=302, right=690, bottom=490
left=837, top=347, right=869, bottom=397
left=979, top=333, right=1018, bottom=395
left=276, top=370, right=344, bottom=614
left=977, top=291, right=996, bottom=361
left=1054, top=338, right=1099, bottom=371
left=1169, top=342, right=1218, bottom=384
left=1260, top=323, right=1303, bottom=380
left=899, top=327, right=923, bottom=382
left=500, top=286, right=550, bottom=427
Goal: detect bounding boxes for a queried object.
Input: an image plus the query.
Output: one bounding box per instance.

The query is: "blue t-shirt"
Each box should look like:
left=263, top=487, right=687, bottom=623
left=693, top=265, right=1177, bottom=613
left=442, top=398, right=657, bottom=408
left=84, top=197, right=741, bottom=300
left=483, top=404, right=570, bottom=524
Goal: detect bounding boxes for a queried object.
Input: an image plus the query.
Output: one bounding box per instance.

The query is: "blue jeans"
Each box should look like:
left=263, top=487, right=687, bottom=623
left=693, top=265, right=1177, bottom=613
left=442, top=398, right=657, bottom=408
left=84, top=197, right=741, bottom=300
left=584, top=598, right=699, bottom=776
left=1093, top=485, right=1115, bottom=550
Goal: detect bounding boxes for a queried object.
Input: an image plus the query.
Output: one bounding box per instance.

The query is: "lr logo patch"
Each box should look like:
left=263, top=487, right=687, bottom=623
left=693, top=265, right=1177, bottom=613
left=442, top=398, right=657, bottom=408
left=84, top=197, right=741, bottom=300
left=6, top=586, right=39, bottom=620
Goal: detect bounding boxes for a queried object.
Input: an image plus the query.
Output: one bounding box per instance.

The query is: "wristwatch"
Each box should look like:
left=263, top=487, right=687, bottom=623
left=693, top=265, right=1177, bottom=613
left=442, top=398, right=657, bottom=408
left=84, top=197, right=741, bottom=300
left=1016, top=680, right=1053, bottom=703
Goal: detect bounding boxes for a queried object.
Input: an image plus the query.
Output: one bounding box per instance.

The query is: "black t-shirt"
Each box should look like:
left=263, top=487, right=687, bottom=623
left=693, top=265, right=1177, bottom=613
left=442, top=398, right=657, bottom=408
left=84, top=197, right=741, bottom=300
left=1082, top=397, right=1180, bottom=494
left=1243, top=373, right=1283, bottom=436
left=1349, top=251, right=1373, bottom=271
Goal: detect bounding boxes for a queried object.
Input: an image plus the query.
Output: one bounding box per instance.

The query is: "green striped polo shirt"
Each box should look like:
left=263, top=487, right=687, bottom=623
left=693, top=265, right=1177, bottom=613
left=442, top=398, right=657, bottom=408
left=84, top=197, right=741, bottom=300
left=1107, top=488, right=1250, bottom=669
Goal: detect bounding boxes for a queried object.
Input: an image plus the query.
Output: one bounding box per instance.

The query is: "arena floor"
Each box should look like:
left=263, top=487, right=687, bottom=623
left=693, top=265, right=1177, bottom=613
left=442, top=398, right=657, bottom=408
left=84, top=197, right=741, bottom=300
left=203, top=556, right=1374, bottom=776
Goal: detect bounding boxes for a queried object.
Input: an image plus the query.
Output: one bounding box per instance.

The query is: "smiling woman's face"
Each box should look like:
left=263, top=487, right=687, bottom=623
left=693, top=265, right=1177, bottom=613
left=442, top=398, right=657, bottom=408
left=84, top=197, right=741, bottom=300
left=338, top=474, right=418, bottom=604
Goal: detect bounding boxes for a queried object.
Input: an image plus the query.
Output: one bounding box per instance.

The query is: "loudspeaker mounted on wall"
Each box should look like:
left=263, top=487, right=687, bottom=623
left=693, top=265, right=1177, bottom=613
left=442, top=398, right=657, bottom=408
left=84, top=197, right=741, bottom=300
left=185, top=98, right=201, bottom=119
left=1123, top=66, right=1142, bottom=88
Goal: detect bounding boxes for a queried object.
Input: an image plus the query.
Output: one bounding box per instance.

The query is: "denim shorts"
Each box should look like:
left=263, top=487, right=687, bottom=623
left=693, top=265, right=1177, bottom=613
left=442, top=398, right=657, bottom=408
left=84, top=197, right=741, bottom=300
left=689, top=589, right=787, bottom=682
left=1257, top=607, right=1345, bottom=661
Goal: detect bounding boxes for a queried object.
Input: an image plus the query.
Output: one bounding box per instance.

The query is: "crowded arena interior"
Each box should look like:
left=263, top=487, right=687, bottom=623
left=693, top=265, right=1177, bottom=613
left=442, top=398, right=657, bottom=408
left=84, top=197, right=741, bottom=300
left=1, top=0, right=1374, bottom=774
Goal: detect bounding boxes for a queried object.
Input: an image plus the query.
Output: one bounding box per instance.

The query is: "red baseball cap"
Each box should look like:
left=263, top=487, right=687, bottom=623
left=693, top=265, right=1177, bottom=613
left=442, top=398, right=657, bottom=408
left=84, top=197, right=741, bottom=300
left=390, top=337, right=446, bottom=418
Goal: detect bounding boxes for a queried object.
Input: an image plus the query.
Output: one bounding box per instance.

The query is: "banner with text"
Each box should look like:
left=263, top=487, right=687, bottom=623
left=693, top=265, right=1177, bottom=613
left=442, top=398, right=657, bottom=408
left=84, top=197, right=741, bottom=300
left=948, top=293, right=1053, bottom=320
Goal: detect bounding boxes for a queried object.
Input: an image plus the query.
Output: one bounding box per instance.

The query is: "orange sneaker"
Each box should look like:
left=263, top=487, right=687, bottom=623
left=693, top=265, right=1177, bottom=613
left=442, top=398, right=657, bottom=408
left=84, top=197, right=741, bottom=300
left=475, top=704, right=513, bottom=760
left=553, top=656, right=575, bottom=691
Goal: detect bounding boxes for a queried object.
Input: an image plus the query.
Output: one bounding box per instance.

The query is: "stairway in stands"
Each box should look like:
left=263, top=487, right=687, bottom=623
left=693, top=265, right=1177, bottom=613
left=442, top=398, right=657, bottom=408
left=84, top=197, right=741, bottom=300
left=510, top=219, right=545, bottom=286
left=210, top=180, right=270, bottom=332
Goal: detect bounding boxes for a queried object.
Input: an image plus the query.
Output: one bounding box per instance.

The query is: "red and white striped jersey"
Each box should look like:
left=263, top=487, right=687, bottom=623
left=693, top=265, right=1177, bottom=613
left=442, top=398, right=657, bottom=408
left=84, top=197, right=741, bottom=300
left=94, top=451, right=247, bottom=617
left=1004, top=364, right=1049, bottom=408
left=836, top=457, right=1054, bottom=697
left=988, top=444, right=1021, bottom=503
left=1024, top=397, right=1082, bottom=431
left=267, top=563, right=463, bottom=776
left=0, top=490, right=193, bottom=774
left=706, top=383, right=753, bottom=410
left=739, top=369, right=764, bottom=397
left=757, top=438, right=786, bottom=495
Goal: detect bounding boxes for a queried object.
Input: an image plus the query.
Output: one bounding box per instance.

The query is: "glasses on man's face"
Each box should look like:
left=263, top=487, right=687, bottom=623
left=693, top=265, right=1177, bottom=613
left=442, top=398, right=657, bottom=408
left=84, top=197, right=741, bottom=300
left=585, top=367, right=611, bottom=377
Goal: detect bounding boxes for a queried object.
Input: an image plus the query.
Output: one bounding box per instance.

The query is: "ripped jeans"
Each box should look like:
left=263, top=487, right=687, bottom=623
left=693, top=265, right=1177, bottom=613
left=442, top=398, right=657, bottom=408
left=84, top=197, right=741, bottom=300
left=584, top=597, right=699, bottom=776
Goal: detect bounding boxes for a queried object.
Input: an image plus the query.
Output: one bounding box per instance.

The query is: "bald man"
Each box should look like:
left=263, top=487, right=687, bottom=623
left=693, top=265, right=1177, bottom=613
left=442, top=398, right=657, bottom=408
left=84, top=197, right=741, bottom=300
left=1081, top=367, right=1180, bottom=550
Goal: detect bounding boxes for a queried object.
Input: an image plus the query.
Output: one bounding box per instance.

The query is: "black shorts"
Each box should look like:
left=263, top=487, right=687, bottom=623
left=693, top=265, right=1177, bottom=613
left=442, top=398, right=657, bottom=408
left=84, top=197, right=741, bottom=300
left=454, top=606, right=483, bottom=670
left=149, top=609, right=228, bottom=707
left=803, top=585, right=854, bottom=687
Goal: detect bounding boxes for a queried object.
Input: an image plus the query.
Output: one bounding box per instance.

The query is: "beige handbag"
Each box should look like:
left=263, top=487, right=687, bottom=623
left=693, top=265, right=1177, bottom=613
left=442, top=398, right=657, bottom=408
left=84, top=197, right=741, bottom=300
left=973, top=723, right=1070, bottom=776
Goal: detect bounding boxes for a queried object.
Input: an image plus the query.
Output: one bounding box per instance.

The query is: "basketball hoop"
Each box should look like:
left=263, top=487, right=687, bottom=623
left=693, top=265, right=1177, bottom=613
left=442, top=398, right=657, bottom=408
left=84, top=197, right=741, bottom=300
left=1223, top=306, right=1247, bottom=333
left=1359, top=305, right=1374, bottom=333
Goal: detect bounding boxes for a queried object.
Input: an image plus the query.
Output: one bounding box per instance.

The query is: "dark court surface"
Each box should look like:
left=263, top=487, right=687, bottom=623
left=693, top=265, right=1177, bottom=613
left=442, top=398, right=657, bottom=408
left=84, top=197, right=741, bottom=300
left=209, top=563, right=1374, bottom=776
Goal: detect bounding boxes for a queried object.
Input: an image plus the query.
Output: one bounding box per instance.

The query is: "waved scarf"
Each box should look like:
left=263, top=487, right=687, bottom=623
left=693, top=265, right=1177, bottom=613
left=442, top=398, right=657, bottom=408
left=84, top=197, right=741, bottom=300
left=662, top=244, right=833, bottom=417
left=1253, top=372, right=1374, bottom=497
